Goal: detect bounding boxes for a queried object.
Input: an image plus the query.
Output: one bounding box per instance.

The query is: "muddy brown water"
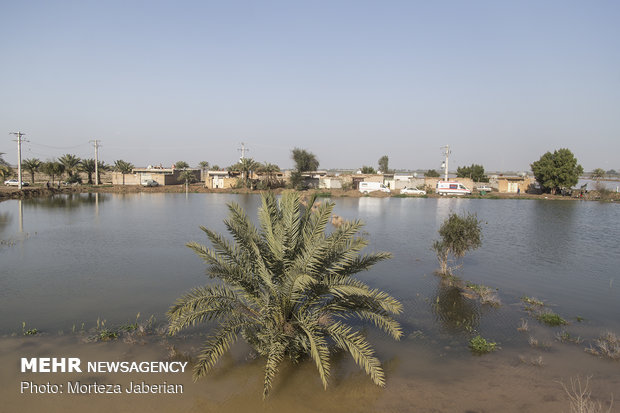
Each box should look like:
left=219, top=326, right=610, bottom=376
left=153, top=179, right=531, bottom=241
left=1, top=194, right=619, bottom=412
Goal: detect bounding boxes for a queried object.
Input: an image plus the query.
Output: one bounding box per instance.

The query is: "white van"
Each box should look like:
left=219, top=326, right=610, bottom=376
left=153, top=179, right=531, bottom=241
left=436, top=181, right=471, bottom=196
left=359, top=181, right=391, bottom=194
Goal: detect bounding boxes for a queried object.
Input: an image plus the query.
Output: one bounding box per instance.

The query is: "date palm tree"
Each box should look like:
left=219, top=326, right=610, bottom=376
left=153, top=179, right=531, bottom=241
left=58, top=154, right=81, bottom=180
left=79, top=159, right=96, bottom=184
left=168, top=192, right=402, bottom=398
left=178, top=169, right=197, bottom=192
left=22, top=158, right=42, bottom=184
left=198, top=161, right=209, bottom=181
left=258, top=162, right=280, bottom=188
left=40, top=161, right=65, bottom=185
left=113, top=160, right=134, bottom=185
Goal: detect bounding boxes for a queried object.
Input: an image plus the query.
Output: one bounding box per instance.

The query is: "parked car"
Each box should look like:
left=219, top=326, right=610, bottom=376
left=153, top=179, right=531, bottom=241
left=141, top=179, right=159, bottom=187
left=400, top=187, right=427, bottom=195
left=358, top=181, right=391, bottom=194
left=4, top=179, right=29, bottom=187
left=475, top=185, right=493, bottom=192
left=436, top=181, right=471, bottom=195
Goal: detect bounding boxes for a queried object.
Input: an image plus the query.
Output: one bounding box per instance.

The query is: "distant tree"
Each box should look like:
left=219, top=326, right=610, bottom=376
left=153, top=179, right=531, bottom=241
left=40, top=161, right=65, bottom=184
left=292, top=148, right=319, bottom=172
left=530, top=148, right=583, bottom=194
left=58, top=154, right=81, bottom=179
left=258, top=162, right=281, bottom=188
left=378, top=155, right=389, bottom=174
left=0, top=152, right=9, bottom=167
left=291, top=148, right=319, bottom=189
left=175, top=161, right=189, bottom=169
left=96, top=161, right=110, bottom=184
left=198, top=161, right=209, bottom=180
left=229, top=158, right=259, bottom=188
left=113, top=160, right=134, bottom=185
left=591, top=168, right=606, bottom=180
left=433, top=213, right=482, bottom=276
left=360, top=166, right=376, bottom=174
left=178, top=169, right=197, bottom=192
left=22, top=158, right=42, bottom=184
left=456, top=164, right=488, bottom=182
left=425, top=169, right=440, bottom=178
left=79, top=159, right=96, bottom=184
left=606, top=169, right=617, bottom=176
left=0, top=164, right=12, bottom=181
left=211, top=165, right=221, bottom=171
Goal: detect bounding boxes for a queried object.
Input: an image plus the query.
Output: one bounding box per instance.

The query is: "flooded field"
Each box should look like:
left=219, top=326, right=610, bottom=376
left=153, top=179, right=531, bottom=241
left=1, top=194, right=619, bottom=412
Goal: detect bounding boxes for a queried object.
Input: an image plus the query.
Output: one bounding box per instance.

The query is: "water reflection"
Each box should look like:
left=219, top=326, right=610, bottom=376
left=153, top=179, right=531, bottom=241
left=431, top=279, right=480, bottom=334
left=0, top=211, right=11, bottom=235
left=23, top=193, right=108, bottom=209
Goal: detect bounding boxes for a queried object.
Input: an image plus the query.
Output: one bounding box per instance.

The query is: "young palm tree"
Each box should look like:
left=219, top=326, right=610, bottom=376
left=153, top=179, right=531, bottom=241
left=22, top=158, right=42, bottom=184
left=168, top=192, right=402, bottom=398
left=113, top=160, right=134, bottom=185
left=258, top=162, right=281, bottom=188
left=178, top=169, right=197, bottom=192
left=79, top=159, right=96, bottom=184
left=198, top=161, right=209, bottom=181
left=58, top=154, right=81, bottom=179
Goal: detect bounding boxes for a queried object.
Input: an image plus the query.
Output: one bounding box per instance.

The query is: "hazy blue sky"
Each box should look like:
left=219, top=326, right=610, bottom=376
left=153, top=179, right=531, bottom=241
left=1, top=0, right=618, bottom=171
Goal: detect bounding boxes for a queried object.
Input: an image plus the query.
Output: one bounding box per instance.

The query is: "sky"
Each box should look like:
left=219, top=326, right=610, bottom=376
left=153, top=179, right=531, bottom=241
left=1, top=0, right=619, bottom=172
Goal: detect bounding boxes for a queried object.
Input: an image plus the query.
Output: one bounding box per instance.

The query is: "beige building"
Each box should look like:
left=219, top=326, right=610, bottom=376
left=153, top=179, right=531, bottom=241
left=111, top=168, right=200, bottom=186
left=497, top=176, right=532, bottom=193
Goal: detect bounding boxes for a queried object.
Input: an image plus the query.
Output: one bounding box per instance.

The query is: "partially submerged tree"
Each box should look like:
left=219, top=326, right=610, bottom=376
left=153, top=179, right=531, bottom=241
left=168, top=192, right=401, bottom=398
left=530, top=148, right=583, bottom=194
left=113, top=160, right=134, bottom=185
left=22, top=158, right=41, bottom=184
left=425, top=169, right=440, bottom=177
left=433, top=213, right=482, bottom=276
left=378, top=155, right=389, bottom=174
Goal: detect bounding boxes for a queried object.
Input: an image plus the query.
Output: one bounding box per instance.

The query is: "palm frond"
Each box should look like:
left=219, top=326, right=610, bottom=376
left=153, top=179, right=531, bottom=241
left=327, top=321, right=386, bottom=387
left=193, top=316, right=246, bottom=380
left=262, top=339, right=286, bottom=399
left=167, top=285, right=244, bottom=335
left=298, top=315, right=331, bottom=389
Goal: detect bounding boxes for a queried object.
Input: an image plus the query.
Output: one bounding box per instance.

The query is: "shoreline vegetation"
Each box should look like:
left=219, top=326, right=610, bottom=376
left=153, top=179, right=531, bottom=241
left=1, top=183, right=618, bottom=202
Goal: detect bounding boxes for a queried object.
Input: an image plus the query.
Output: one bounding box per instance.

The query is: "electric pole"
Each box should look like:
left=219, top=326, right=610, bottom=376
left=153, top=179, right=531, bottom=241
left=441, top=145, right=450, bottom=181
left=90, top=140, right=100, bottom=185
left=238, top=142, right=249, bottom=161
left=10, top=131, right=27, bottom=189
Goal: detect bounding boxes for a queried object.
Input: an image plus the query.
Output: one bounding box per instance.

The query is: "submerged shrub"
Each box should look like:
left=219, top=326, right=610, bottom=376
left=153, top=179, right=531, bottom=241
left=167, top=192, right=402, bottom=397
left=469, top=335, right=497, bottom=354
left=536, top=311, right=567, bottom=326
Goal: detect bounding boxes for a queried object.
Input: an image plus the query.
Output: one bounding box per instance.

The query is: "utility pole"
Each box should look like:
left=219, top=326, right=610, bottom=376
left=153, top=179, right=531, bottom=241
left=441, top=145, right=450, bottom=181
left=10, top=131, right=27, bottom=189
left=90, top=140, right=100, bottom=185
left=238, top=142, right=249, bottom=161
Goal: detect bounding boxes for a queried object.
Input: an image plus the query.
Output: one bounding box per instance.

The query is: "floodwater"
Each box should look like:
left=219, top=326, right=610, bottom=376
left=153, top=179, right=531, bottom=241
left=1, top=193, right=619, bottom=412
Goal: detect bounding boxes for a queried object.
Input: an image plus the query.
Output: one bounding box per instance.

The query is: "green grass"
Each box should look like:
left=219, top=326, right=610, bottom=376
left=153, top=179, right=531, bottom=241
left=521, top=296, right=545, bottom=307
left=469, top=335, right=497, bottom=354
left=314, top=192, right=332, bottom=198
left=536, top=311, right=567, bottom=326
